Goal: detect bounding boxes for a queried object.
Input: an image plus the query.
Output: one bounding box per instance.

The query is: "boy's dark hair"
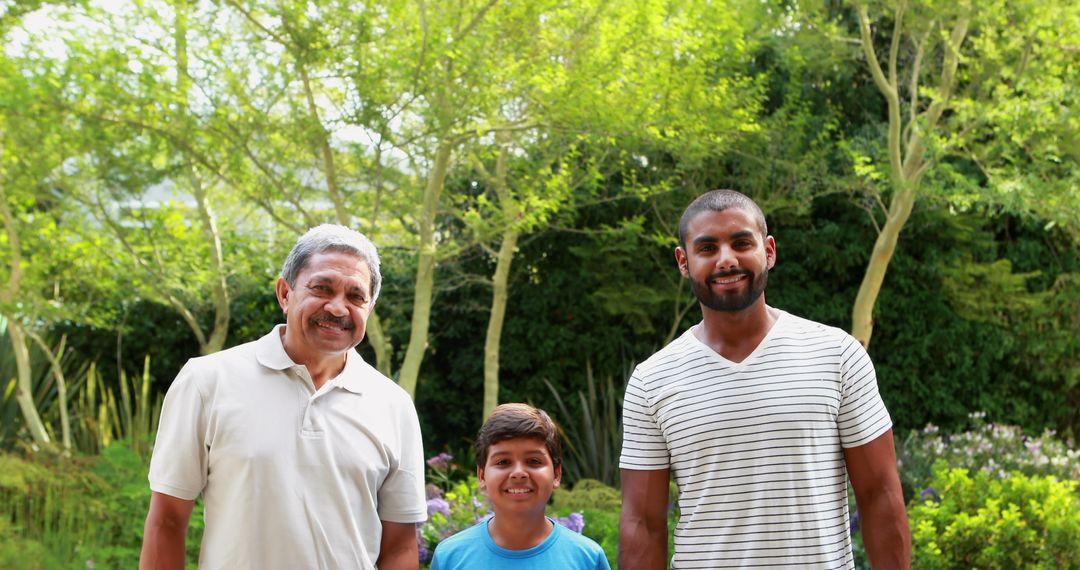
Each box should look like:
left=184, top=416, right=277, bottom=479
left=475, top=403, right=563, bottom=468
left=677, top=189, right=768, bottom=248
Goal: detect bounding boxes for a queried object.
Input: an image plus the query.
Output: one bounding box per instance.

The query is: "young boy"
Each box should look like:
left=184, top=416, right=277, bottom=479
left=430, top=403, right=611, bottom=569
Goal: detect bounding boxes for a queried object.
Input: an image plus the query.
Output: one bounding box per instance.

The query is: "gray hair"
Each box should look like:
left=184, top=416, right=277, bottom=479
left=281, top=224, right=382, bottom=302
left=678, top=189, right=768, bottom=248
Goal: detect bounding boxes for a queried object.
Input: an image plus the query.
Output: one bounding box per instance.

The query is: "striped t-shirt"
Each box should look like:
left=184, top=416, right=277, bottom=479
left=620, top=310, right=891, bottom=569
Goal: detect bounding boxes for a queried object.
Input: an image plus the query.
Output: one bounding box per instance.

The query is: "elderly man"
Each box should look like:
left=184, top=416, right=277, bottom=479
left=140, top=225, right=426, bottom=569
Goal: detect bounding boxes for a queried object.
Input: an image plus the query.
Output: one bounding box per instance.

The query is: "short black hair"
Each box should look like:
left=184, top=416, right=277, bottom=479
left=677, top=189, right=768, bottom=248
left=474, top=403, right=562, bottom=468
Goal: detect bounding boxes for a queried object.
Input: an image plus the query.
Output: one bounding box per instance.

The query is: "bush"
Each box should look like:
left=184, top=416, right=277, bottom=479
left=0, top=441, right=202, bottom=569
left=552, top=478, right=622, bottom=511
left=897, top=412, right=1080, bottom=501
left=909, top=465, right=1080, bottom=569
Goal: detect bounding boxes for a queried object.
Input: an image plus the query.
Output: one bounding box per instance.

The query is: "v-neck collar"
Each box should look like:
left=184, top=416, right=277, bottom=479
left=685, top=309, right=789, bottom=369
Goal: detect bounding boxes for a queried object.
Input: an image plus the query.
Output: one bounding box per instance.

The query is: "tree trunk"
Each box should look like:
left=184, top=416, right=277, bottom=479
left=851, top=184, right=918, bottom=346
left=365, top=312, right=394, bottom=377
left=397, top=142, right=453, bottom=398
left=7, top=319, right=51, bottom=445
left=483, top=227, right=519, bottom=420
left=177, top=2, right=229, bottom=354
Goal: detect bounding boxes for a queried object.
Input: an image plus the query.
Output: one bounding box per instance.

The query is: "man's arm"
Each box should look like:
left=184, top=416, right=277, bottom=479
left=844, top=429, right=911, bottom=569
left=139, top=491, right=195, bottom=570
left=375, top=520, right=419, bottom=570
left=619, top=468, right=670, bottom=570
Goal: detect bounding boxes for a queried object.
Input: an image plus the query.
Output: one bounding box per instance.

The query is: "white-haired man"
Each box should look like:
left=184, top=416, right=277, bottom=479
left=140, top=225, right=426, bottom=569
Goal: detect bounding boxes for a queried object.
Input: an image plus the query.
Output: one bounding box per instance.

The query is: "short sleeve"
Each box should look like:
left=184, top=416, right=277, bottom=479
left=619, top=369, right=670, bottom=470
left=595, top=547, right=612, bottom=570
left=148, top=362, right=209, bottom=500
left=376, top=396, right=427, bottom=523
left=836, top=335, right=892, bottom=448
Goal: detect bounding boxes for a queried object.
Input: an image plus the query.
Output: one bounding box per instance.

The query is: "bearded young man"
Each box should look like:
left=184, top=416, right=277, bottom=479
left=139, top=225, right=426, bottom=570
left=619, top=190, right=910, bottom=569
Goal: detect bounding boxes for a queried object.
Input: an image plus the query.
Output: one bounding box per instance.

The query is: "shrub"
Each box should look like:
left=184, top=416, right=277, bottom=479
left=909, top=465, right=1080, bottom=569
left=897, top=412, right=1080, bottom=501
left=0, top=441, right=202, bottom=569
left=552, top=478, right=622, bottom=511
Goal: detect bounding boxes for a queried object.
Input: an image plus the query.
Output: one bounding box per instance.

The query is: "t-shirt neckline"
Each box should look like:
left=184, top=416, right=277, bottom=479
left=482, top=516, right=561, bottom=559
left=684, top=309, right=789, bottom=369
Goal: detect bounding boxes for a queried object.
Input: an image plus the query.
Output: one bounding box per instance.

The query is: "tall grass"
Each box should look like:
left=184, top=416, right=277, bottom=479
left=1, top=339, right=170, bottom=567
left=545, top=362, right=625, bottom=488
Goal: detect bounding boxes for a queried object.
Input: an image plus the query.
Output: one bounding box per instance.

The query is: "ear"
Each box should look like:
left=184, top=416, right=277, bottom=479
left=477, top=465, right=486, bottom=490
left=275, top=277, right=291, bottom=313
left=553, top=463, right=562, bottom=488
left=764, top=235, right=777, bottom=270
left=675, top=247, right=690, bottom=278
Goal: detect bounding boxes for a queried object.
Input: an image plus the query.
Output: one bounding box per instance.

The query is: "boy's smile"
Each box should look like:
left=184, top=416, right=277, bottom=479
left=478, top=437, right=561, bottom=515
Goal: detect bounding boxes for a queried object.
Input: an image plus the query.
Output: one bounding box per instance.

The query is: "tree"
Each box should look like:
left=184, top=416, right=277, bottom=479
left=847, top=0, right=1080, bottom=345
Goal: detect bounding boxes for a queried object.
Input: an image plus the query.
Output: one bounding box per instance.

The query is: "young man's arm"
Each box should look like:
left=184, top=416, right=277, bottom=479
left=619, top=468, right=670, bottom=570
left=844, top=429, right=911, bottom=570
left=375, top=520, right=420, bottom=570
left=139, top=492, right=195, bottom=570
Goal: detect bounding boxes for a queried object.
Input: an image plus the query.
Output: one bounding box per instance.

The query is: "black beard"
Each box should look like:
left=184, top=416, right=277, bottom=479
left=689, top=267, right=769, bottom=312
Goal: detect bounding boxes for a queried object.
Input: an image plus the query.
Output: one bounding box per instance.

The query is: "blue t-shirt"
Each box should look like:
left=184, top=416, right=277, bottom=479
left=430, top=517, right=610, bottom=570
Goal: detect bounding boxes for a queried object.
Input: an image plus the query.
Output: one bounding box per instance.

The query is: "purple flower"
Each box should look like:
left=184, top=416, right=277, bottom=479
left=849, top=510, right=860, bottom=535
left=556, top=512, right=586, bottom=533
left=920, top=487, right=941, bottom=503
left=416, top=524, right=428, bottom=562
left=426, top=484, right=444, bottom=500
left=427, top=497, right=451, bottom=517
left=426, top=452, right=454, bottom=469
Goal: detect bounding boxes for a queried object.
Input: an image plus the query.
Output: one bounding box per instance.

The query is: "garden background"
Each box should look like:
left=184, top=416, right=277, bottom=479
left=1, top=0, right=1078, bottom=568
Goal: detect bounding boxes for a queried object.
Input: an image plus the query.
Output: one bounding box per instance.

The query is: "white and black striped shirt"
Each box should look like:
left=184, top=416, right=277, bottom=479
left=620, top=310, right=891, bottom=569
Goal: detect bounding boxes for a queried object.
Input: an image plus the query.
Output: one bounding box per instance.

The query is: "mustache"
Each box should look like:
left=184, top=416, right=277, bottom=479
left=310, top=313, right=355, bottom=330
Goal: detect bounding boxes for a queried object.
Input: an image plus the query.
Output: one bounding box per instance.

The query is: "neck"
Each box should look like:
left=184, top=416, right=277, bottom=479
left=279, top=328, right=347, bottom=389
left=488, top=513, right=553, bottom=550
left=694, top=299, right=779, bottom=363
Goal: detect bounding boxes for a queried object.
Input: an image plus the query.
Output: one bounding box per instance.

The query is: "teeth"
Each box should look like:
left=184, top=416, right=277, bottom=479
left=505, top=489, right=531, bottom=494
left=714, top=276, right=743, bottom=284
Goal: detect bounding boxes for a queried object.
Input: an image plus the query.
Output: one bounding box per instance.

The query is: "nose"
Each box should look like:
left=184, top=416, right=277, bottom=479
left=324, top=294, right=349, bottom=317
left=509, top=462, right=528, bottom=480
left=715, top=244, right=739, bottom=271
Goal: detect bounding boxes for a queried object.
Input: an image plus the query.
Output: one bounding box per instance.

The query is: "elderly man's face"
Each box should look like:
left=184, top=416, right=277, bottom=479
left=275, top=251, right=374, bottom=363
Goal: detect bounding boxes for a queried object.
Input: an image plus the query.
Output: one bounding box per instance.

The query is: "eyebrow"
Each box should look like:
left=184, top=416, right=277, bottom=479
left=308, top=276, right=369, bottom=296
left=489, top=449, right=547, bottom=457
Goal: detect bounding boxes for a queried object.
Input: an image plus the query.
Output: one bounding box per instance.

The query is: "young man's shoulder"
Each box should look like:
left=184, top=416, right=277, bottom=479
left=632, top=329, right=701, bottom=378
left=773, top=309, right=861, bottom=347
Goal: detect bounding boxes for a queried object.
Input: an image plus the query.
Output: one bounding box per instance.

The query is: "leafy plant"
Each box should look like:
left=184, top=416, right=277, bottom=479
left=909, top=466, right=1080, bottom=569
left=897, top=412, right=1080, bottom=501
left=544, top=362, right=624, bottom=488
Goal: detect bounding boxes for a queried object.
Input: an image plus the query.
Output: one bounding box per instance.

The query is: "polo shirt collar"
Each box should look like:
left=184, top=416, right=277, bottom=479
left=255, top=324, right=366, bottom=394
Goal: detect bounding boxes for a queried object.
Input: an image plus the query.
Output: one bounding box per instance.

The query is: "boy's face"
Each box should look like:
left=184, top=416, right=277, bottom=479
left=478, top=436, right=561, bottom=518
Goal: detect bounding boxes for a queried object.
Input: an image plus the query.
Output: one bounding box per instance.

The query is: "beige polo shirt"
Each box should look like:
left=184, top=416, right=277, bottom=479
left=149, top=325, right=427, bottom=569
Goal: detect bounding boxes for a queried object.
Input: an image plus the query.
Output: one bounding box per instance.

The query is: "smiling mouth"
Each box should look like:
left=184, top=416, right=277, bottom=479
left=504, top=488, right=533, bottom=495
left=710, top=273, right=748, bottom=285
left=312, top=316, right=354, bottom=331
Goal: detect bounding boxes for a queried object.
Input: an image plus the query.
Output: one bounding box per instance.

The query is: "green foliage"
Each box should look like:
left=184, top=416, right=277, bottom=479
left=909, top=466, right=1080, bottom=569
left=897, top=412, right=1080, bottom=503
left=544, top=365, right=623, bottom=488
left=551, top=479, right=622, bottom=512
left=0, top=442, right=202, bottom=568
